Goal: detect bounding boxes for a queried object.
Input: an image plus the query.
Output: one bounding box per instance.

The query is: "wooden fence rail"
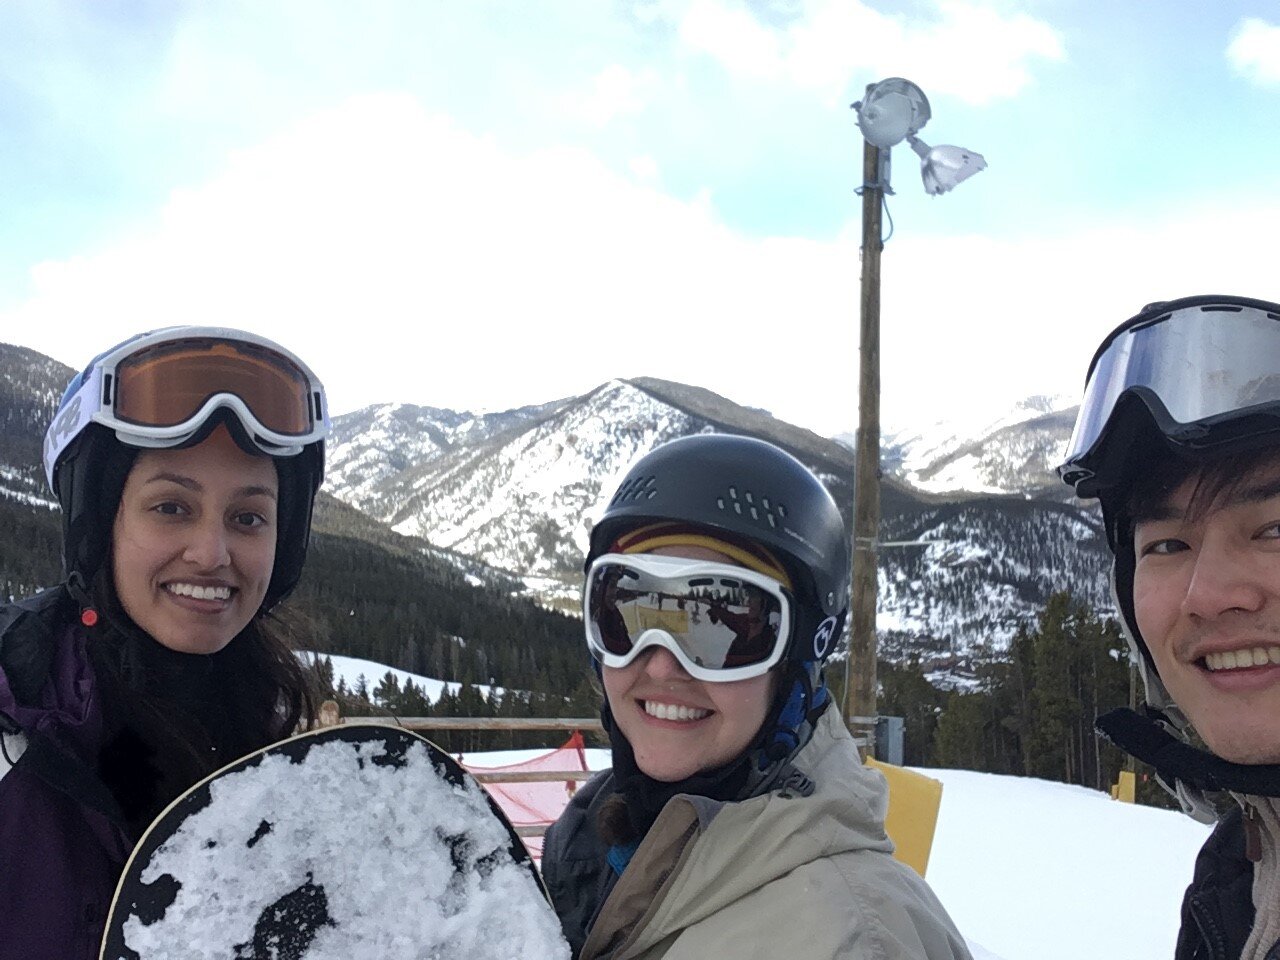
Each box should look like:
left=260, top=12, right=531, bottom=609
left=322, top=705, right=599, bottom=844
left=471, top=770, right=594, bottom=784
left=340, top=716, right=604, bottom=733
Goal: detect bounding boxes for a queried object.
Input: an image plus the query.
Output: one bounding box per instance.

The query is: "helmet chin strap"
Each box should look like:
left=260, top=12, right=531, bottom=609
left=1097, top=706, right=1280, bottom=806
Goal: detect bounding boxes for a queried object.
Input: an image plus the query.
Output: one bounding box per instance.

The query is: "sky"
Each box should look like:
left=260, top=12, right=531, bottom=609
left=2, top=1, right=1279, bottom=439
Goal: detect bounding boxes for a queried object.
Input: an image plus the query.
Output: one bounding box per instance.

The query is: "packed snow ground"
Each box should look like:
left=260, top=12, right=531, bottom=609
left=468, top=749, right=1213, bottom=960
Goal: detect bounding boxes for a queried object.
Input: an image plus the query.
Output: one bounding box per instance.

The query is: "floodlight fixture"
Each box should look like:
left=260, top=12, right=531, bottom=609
left=907, top=136, right=989, bottom=196
left=852, top=78, right=930, bottom=150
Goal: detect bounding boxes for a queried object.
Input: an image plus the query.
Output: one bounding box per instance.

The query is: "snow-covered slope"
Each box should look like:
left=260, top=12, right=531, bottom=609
left=302, top=652, right=502, bottom=703
left=882, top=395, right=1077, bottom=497
left=357, top=380, right=706, bottom=593
left=877, top=500, right=1110, bottom=654
left=924, top=768, right=1210, bottom=960
left=327, top=399, right=567, bottom=513
left=0, top=343, right=71, bottom=506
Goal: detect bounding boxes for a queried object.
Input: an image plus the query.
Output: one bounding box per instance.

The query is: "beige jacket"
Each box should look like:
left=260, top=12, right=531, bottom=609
left=578, top=707, right=971, bottom=960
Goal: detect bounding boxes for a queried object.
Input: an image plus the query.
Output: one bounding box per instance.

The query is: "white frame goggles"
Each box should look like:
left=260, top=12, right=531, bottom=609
left=583, top=552, right=793, bottom=682
left=44, top=326, right=330, bottom=490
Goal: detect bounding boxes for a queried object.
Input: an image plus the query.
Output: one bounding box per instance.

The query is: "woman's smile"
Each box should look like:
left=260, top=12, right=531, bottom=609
left=112, top=426, right=278, bottom=655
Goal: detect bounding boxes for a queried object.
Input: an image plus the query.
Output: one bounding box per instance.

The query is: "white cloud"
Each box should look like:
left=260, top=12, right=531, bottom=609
left=7, top=94, right=852, bottom=427
left=7, top=92, right=1280, bottom=440
left=876, top=205, right=1280, bottom=434
left=1227, top=17, right=1280, bottom=86
left=628, top=154, right=661, bottom=182
left=671, top=0, right=1066, bottom=105
left=678, top=1, right=786, bottom=80
left=569, top=64, right=663, bottom=126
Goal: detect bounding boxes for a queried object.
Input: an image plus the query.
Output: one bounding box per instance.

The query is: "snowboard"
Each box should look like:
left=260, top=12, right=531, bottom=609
left=100, top=723, right=569, bottom=960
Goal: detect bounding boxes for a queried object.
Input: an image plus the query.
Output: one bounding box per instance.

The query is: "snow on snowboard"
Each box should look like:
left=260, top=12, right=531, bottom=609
left=100, top=724, right=570, bottom=959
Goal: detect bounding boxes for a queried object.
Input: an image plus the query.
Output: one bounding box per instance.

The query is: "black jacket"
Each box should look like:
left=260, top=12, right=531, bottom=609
left=540, top=771, right=620, bottom=959
left=1176, top=808, right=1259, bottom=960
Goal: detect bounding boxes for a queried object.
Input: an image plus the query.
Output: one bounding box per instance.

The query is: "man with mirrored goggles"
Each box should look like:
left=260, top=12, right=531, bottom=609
left=1060, top=294, right=1280, bottom=498
left=1060, top=294, right=1280, bottom=960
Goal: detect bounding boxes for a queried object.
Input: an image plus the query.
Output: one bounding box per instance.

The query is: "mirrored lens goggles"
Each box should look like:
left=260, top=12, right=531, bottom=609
left=1060, top=299, right=1280, bottom=491
left=584, top=553, right=792, bottom=682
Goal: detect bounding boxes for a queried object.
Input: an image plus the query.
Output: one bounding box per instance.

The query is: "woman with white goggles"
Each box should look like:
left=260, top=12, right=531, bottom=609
left=541, top=433, right=972, bottom=960
left=1, top=325, right=327, bottom=958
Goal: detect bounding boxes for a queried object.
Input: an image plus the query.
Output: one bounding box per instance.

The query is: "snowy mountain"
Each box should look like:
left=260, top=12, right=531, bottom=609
left=880, top=394, right=1078, bottom=498
left=327, top=399, right=567, bottom=512
left=0, top=343, right=70, bottom=508
left=337, top=380, right=705, bottom=601
left=0, top=340, right=1112, bottom=663
left=876, top=498, right=1108, bottom=659
left=324, top=377, right=1111, bottom=653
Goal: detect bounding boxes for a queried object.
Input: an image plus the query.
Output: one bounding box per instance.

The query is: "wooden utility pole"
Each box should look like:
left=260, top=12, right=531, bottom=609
left=844, top=137, right=883, bottom=754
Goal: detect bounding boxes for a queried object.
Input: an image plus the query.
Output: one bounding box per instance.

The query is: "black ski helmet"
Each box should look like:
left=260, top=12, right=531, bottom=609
left=45, top=327, right=328, bottom=612
left=588, top=433, right=850, bottom=661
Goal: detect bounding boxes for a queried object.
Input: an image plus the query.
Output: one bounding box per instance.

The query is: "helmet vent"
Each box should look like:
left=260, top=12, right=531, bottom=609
left=612, top=474, right=658, bottom=504
left=718, top=485, right=786, bottom=528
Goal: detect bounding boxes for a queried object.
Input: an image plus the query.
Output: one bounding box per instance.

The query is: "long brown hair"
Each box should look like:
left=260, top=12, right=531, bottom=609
left=87, top=562, right=318, bottom=836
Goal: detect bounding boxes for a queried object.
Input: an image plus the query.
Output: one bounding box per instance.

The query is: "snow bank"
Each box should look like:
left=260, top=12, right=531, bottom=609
left=920, top=768, right=1213, bottom=960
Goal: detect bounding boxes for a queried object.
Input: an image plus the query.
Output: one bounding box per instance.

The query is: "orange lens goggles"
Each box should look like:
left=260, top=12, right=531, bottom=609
left=113, top=338, right=315, bottom=437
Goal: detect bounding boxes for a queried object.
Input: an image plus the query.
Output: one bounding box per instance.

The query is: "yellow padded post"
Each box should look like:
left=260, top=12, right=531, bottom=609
left=864, top=758, right=943, bottom=878
left=1114, top=770, right=1136, bottom=803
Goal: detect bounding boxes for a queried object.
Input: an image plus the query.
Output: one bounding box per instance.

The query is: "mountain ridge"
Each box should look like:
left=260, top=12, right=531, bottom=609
left=0, top=342, right=1111, bottom=669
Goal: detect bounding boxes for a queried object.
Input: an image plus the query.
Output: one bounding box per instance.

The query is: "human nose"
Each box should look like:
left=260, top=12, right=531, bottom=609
left=1180, top=534, right=1267, bottom=621
left=183, top=516, right=231, bottom=569
left=639, top=645, right=692, bottom=681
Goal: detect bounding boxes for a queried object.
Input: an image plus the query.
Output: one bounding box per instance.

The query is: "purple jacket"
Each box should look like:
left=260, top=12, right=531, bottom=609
left=0, top=596, right=133, bottom=960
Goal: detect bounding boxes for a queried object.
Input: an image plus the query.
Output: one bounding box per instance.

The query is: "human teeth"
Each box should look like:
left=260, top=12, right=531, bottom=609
left=1204, top=647, right=1280, bottom=671
left=643, top=701, right=710, bottom=722
left=167, top=583, right=231, bottom=601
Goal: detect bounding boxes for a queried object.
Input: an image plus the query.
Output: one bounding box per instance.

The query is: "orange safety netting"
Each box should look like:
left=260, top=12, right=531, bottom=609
left=460, top=732, right=593, bottom=859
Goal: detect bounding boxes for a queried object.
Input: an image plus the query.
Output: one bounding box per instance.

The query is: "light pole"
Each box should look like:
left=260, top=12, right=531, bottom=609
left=843, top=78, right=987, bottom=753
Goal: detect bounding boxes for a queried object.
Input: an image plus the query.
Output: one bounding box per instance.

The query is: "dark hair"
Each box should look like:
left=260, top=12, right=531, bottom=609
left=1124, top=446, right=1280, bottom=537
left=89, top=538, right=317, bottom=836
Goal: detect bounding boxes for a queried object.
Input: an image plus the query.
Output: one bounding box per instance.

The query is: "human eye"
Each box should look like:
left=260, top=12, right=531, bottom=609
left=231, top=511, right=270, bottom=529
left=150, top=500, right=188, bottom=518
left=1138, top=537, right=1188, bottom=558
left=1254, top=521, right=1280, bottom=541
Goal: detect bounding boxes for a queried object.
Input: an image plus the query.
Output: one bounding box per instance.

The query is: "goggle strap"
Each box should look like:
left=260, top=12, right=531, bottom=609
left=614, top=526, right=792, bottom=588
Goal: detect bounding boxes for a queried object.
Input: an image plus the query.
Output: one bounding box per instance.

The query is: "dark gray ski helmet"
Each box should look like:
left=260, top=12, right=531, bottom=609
left=588, top=433, right=850, bottom=628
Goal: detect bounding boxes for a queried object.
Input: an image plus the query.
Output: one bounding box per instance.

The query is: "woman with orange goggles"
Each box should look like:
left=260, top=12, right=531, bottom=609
left=1, top=326, right=327, bottom=958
